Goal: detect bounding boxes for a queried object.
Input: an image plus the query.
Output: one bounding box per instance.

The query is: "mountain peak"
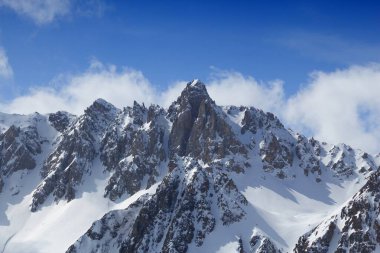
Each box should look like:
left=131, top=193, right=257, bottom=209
left=188, top=78, right=203, bottom=87
left=183, top=79, right=208, bottom=97
left=172, top=79, right=212, bottom=110
left=168, top=79, right=213, bottom=119
left=85, top=98, right=118, bottom=116
left=92, top=98, right=115, bottom=110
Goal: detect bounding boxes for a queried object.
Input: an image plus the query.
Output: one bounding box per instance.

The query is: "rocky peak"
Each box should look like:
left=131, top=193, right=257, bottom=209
left=131, top=101, right=147, bottom=125
left=168, top=80, right=216, bottom=157
left=168, top=80, right=247, bottom=164
left=83, top=98, right=119, bottom=124
left=30, top=99, right=119, bottom=211
left=79, top=98, right=120, bottom=136
left=182, top=79, right=209, bottom=100
left=88, top=98, right=116, bottom=112
left=168, top=80, right=213, bottom=121
left=180, top=79, right=212, bottom=110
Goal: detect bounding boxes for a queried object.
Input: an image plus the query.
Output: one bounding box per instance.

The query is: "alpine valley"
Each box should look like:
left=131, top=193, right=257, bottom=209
left=1, top=80, right=380, bottom=253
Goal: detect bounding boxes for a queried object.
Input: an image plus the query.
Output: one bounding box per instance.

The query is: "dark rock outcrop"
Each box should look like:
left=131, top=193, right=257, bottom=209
left=68, top=158, right=247, bottom=253
left=250, top=233, right=281, bottom=253
left=0, top=125, right=41, bottom=176
left=168, top=80, right=247, bottom=163
left=100, top=102, right=168, bottom=200
left=48, top=111, right=74, bottom=132
left=31, top=99, right=119, bottom=211
left=295, top=170, right=380, bottom=252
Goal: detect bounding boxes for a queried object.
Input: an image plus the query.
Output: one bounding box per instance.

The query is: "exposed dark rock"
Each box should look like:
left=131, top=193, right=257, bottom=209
left=260, top=133, right=293, bottom=174
left=294, top=220, right=336, bottom=253
left=68, top=159, right=247, bottom=253
left=31, top=99, right=119, bottom=211
left=250, top=234, right=280, bottom=253
left=48, top=111, right=73, bottom=132
left=100, top=103, right=168, bottom=200
left=0, top=125, right=40, bottom=176
left=295, top=170, right=380, bottom=252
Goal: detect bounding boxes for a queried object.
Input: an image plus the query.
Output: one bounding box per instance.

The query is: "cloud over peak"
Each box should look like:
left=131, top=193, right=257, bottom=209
left=1, top=61, right=380, bottom=154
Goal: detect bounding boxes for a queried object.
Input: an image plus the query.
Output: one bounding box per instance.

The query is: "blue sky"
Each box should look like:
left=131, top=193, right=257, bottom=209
left=1, top=0, right=380, bottom=153
left=0, top=0, right=379, bottom=98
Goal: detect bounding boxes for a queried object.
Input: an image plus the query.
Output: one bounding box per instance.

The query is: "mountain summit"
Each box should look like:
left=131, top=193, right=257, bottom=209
left=0, top=81, right=379, bottom=253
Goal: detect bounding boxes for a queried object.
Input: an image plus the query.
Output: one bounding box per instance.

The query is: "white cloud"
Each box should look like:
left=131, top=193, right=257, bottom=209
left=0, top=47, right=13, bottom=79
left=0, top=0, right=71, bottom=25
left=2, top=61, right=380, bottom=154
left=0, top=61, right=157, bottom=115
left=207, top=70, right=285, bottom=114
left=160, top=70, right=285, bottom=114
left=285, top=64, right=380, bottom=154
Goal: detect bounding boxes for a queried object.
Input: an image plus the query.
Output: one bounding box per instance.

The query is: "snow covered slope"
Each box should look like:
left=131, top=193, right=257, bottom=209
left=0, top=80, right=379, bottom=253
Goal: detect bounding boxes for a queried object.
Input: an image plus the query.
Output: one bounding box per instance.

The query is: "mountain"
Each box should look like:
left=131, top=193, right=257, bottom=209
left=0, top=80, right=379, bottom=253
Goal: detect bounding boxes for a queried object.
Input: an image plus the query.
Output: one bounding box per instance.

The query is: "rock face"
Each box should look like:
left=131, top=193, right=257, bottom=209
left=68, top=158, right=248, bottom=253
left=294, top=169, right=380, bottom=253
left=1, top=80, right=380, bottom=252
left=250, top=233, right=281, bottom=253
left=31, top=99, right=119, bottom=211
left=100, top=102, right=168, bottom=200
left=168, top=81, right=246, bottom=162
left=48, top=111, right=74, bottom=133
left=0, top=125, right=40, bottom=175
left=0, top=114, right=45, bottom=194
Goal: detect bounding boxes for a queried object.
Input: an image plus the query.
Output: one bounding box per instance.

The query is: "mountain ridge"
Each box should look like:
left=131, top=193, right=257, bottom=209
left=0, top=80, right=379, bottom=253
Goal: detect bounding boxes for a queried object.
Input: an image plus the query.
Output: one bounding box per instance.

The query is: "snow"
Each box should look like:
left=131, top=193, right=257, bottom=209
left=215, top=241, right=240, bottom=253
left=187, top=156, right=368, bottom=253
left=0, top=112, right=158, bottom=253
left=1, top=158, right=159, bottom=253
left=0, top=112, right=38, bottom=133
left=190, top=79, right=200, bottom=86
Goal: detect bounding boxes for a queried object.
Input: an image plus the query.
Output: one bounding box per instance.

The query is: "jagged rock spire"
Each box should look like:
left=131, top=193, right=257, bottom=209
left=168, top=80, right=215, bottom=156
left=168, top=79, right=213, bottom=119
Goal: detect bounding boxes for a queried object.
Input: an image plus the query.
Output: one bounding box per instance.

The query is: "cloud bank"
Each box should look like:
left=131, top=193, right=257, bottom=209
left=286, top=64, right=380, bottom=155
left=0, top=47, right=13, bottom=79
left=1, top=61, right=380, bottom=154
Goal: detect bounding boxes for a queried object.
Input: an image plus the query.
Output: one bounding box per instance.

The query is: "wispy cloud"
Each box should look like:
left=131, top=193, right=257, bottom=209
left=2, top=61, right=380, bottom=154
left=274, top=31, right=380, bottom=65
left=0, top=47, right=13, bottom=79
left=0, top=0, right=106, bottom=25
left=0, top=0, right=71, bottom=25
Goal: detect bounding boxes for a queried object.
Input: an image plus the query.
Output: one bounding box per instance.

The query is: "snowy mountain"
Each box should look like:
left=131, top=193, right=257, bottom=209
left=0, top=80, right=379, bottom=253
